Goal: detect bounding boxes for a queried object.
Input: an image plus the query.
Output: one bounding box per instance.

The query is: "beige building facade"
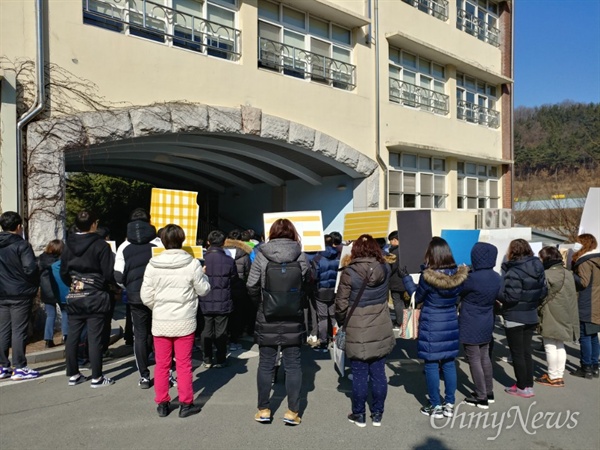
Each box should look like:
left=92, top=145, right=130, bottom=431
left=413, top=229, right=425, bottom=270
left=0, top=0, right=513, bottom=251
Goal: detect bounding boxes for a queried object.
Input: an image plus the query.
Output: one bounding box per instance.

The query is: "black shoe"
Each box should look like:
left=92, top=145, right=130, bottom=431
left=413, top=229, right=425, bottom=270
left=592, top=364, right=599, bottom=378
left=470, top=391, right=495, bottom=403
left=463, top=396, right=489, bottom=409
left=138, top=377, right=151, bottom=389
left=571, top=366, right=593, bottom=379
left=179, top=403, right=201, bottom=418
left=45, top=340, right=56, bottom=349
left=347, top=413, right=366, bottom=428
left=371, top=413, right=382, bottom=427
left=157, top=402, right=170, bottom=417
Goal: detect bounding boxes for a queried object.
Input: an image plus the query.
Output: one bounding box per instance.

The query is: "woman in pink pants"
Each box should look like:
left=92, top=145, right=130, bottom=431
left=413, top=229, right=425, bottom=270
left=141, top=224, right=211, bottom=418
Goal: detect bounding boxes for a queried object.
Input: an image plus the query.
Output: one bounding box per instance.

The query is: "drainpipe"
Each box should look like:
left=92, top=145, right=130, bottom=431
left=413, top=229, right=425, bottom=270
left=373, top=0, right=388, bottom=209
left=16, top=0, right=45, bottom=219
left=510, top=1, right=515, bottom=213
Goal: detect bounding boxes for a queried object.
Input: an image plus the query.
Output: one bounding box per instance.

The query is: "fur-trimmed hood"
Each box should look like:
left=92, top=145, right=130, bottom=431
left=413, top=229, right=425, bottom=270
left=224, top=238, right=253, bottom=255
left=422, top=265, right=469, bottom=290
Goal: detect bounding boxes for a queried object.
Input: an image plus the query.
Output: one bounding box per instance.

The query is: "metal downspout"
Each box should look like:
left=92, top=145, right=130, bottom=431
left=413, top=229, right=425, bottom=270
left=510, top=1, right=515, bottom=212
left=373, top=0, right=388, bottom=209
left=16, top=0, right=45, bottom=218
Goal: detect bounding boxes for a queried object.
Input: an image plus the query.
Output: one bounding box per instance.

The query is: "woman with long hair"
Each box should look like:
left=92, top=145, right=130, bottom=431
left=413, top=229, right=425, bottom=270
left=570, top=233, right=600, bottom=379
left=535, top=246, right=579, bottom=387
left=498, top=239, right=547, bottom=398
left=141, top=224, right=211, bottom=418
left=402, top=237, right=468, bottom=419
left=38, top=239, right=67, bottom=348
left=247, top=218, right=308, bottom=426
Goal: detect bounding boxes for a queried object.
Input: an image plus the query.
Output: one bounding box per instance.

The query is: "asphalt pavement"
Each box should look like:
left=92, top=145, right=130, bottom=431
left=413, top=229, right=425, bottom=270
left=0, top=324, right=599, bottom=450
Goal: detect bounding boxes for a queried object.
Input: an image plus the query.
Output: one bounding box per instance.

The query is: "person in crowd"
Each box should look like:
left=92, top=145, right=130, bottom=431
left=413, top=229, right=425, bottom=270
left=0, top=211, right=40, bottom=380
left=114, top=208, right=161, bottom=389
left=247, top=218, right=308, bottom=426
left=330, top=231, right=344, bottom=255
left=305, top=249, right=319, bottom=348
left=38, top=239, right=67, bottom=348
left=224, top=229, right=253, bottom=351
left=95, top=226, right=118, bottom=357
left=141, top=224, right=211, bottom=418
left=335, top=234, right=394, bottom=427
left=199, top=230, right=237, bottom=368
left=459, top=243, right=502, bottom=408
left=310, top=234, right=341, bottom=352
left=570, top=233, right=600, bottom=379
left=498, top=239, right=547, bottom=398
left=535, top=246, right=579, bottom=387
left=401, top=237, right=468, bottom=419
left=60, top=211, right=115, bottom=388
left=387, top=231, right=407, bottom=331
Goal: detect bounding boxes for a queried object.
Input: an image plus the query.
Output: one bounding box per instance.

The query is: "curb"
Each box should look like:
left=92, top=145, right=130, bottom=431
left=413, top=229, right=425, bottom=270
left=26, top=321, right=123, bottom=364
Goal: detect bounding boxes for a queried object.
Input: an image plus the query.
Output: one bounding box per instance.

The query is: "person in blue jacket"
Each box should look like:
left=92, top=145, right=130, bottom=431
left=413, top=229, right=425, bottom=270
left=459, top=242, right=502, bottom=409
left=401, top=237, right=468, bottom=419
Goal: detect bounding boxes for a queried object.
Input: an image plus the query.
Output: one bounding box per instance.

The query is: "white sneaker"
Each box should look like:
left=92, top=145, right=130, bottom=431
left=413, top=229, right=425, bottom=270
left=307, top=335, right=317, bottom=345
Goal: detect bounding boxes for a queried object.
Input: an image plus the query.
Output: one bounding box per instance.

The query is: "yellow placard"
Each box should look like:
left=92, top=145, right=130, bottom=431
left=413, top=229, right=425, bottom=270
left=263, top=211, right=325, bottom=252
left=150, top=188, right=199, bottom=246
left=343, top=210, right=391, bottom=241
left=152, top=246, right=204, bottom=259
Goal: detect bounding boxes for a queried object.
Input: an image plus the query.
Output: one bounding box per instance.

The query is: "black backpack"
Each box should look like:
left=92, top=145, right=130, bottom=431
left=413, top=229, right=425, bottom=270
left=262, top=261, right=304, bottom=321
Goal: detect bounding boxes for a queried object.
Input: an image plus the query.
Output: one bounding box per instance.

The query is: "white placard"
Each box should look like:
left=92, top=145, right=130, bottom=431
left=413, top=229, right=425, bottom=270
left=263, top=211, right=325, bottom=252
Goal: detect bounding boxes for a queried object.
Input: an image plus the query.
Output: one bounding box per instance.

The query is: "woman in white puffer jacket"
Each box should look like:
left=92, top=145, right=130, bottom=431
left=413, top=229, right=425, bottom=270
left=141, top=224, right=210, bottom=418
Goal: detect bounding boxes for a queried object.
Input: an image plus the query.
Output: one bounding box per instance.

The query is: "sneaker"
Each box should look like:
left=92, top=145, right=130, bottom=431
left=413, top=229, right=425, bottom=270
left=157, top=401, right=170, bottom=418
left=254, top=408, right=272, bottom=423
left=307, top=335, right=318, bottom=346
left=203, top=359, right=212, bottom=369
left=229, top=343, right=242, bottom=351
left=501, top=356, right=513, bottom=364
left=179, top=403, right=201, bottom=418
left=313, top=343, right=328, bottom=353
left=348, top=413, right=366, bottom=427
left=392, top=324, right=400, bottom=331
left=283, top=410, right=301, bottom=426
left=470, top=391, right=495, bottom=404
left=68, top=373, right=88, bottom=386
left=524, top=387, right=535, bottom=397
left=463, top=396, right=489, bottom=409
left=90, top=376, right=115, bottom=388
left=138, top=377, right=151, bottom=389
left=570, top=366, right=593, bottom=379
left=169, top=370, right=177, bottom=387
left=11, top=367, right=40, bottom=380
left=505, top=384, right=533, bottom=398
left=0, top=367, right=12, bottom=379
left=420, top=404, right=443, bottom=419
left=371, top=413, right=382, bottom=427
left=213, top=362, right=227, bottom=369
left=535, top=373, right=564, bottom=387
left=442, top=403, right=454, bottom=418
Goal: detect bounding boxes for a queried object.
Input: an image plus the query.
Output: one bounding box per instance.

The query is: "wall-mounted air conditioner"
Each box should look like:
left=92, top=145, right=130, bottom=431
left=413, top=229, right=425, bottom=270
left=477, top=208, right=499, bottom=229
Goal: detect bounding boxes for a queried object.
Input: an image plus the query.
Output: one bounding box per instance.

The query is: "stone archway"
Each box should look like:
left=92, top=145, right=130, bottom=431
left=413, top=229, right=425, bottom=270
left=26, top=102, right=379, bottom=251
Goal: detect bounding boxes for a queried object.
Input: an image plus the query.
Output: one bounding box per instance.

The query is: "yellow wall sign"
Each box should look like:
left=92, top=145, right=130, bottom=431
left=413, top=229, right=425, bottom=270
left=150, top=188, right=199, bottom=246
left=152, top=246, right=204, bottom=259
left=343, top=210, right=391, bottom=241
left=263, top=211, right=325, bottom=252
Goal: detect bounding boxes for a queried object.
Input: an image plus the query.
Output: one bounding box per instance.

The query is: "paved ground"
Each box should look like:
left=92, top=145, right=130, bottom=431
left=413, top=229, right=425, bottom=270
left=1, top=323, right=598, bottom=450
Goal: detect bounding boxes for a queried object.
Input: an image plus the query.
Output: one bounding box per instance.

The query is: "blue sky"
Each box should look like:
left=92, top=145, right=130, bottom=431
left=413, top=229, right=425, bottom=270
left=515, top=0, right=600, bottom=107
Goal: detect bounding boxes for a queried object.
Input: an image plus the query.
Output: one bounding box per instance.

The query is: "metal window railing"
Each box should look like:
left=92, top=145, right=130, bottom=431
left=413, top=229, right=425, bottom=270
left=457, top=100, right=500, bottom=128
left=402, top=0, right=449, bottom=22
left=389, top=79, right=449, bottom=115
left=456, top=8, right=500, bottom=47
left=82, top=0, right=241, bottom=59
left=258, top=37, right=356, bottom=90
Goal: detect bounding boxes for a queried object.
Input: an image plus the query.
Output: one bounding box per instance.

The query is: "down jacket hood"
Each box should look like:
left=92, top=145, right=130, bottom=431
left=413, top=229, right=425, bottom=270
left=343, top=256, right=388, bottom=288
left=148, top=249, right=194, bottom=269
left=422, top=266, right=469, bottom=292
left=224, top=238, right=253, bottom=256
left=0, top=232, right=22, bottom=249
left=66, top=232, right=104, bottom=257
left=126, top=220, right=157, bottom=245
left=471, top=242, right=498, bottom=270
left=259, top=238, right=302, bottom=263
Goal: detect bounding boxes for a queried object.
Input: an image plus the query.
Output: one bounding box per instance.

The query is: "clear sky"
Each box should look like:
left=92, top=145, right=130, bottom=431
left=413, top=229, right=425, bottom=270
left=515, top=0, right=600, bottom=107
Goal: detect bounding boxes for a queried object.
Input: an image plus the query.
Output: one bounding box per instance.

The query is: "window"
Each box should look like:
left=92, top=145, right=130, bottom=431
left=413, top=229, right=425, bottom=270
left=389, top=153, right=447, bottom=209
left=257, top=0, right=355, bottom=90
left=456, top=0, right=500, bottom=47
left=82, top=0, right=240, bottom=60
left=402, top=0, right=449, bottom=21
left=389, top=47, right=448, bottom=115
left=456, top=72, right=499, bottom=128
left=457, top=162, right=500, bottom=209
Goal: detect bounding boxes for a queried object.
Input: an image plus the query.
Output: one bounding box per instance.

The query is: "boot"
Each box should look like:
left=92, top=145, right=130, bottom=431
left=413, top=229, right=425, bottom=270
left=45, top=340, right=56, bottom=349
left=570, top=365, right=593, bottom=379
left=592, top=364, right=599, bottom=378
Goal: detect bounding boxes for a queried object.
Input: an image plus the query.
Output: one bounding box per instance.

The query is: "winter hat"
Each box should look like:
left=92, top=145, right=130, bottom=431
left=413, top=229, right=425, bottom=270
left=470, top=242, right=498, bottom=270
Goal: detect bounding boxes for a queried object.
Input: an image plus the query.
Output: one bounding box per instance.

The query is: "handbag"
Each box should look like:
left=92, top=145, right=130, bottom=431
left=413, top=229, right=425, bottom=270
left=400, top=292, right=420, bottom=340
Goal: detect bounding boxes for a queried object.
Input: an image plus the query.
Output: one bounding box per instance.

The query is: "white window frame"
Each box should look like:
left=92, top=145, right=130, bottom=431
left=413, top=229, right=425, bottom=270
left=457, top=161, right=500, bottom=209
left=456, top=72, right=499, bottom=128
left=456, top=0, right=500, bottom=47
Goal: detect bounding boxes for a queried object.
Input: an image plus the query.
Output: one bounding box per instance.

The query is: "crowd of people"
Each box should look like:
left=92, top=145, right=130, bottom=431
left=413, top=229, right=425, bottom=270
left=0, top=208, right=598, bottom=426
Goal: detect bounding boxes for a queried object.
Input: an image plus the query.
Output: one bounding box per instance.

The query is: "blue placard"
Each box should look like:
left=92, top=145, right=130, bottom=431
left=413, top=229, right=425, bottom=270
left=440, top=230, right=481, bottom=267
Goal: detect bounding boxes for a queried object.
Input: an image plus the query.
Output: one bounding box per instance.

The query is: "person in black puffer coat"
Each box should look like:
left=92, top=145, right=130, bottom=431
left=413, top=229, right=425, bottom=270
left=387, top=231, right=407, bottom=330
left=200, top=230, right=238, bottom=367
left=498, top=239, right=547, bottom=398
left=247, top=219, right=308, bottom=426
left=459, top=242, right=502, bottom=408
left=114, top=208, right=161, bottom=388
left=38, top=239, right=67, bottom=348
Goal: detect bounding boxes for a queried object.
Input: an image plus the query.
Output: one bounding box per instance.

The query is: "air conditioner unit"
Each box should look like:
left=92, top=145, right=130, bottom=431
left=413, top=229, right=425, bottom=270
left=498, top=209, right=512, bottom=228
left=477, top=208, right=499, bottom=229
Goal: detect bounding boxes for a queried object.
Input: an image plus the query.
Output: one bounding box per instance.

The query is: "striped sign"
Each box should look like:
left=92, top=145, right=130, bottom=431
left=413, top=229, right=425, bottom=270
left=343, top=210, right=391, bottom=241
left=152, top=246, right=204, bottom=259
left=150, top=188, right=198, bottom=246
left=263, top=211, right=325, bottom=252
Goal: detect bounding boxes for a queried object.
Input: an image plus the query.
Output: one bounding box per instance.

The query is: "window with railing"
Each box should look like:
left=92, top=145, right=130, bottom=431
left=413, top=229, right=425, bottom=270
left=257, top=0, right=355, bottom=90
left=457, top=162, right=499, bottom=209
left=389, top=153, right=447, bottom=209
left=82, top=0, right=240, bottom=60
left=456, top=0, right=500, bottom=47
left=389, top=47, right=448, bottom=115
left=456, top=72, right=499, bottom=128
left=402, top=0, right=449, bottom=22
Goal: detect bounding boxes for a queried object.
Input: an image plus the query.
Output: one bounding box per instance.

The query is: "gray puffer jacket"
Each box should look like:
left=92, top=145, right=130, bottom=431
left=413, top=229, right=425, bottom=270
left=335, top=257, right=395, bottom=361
